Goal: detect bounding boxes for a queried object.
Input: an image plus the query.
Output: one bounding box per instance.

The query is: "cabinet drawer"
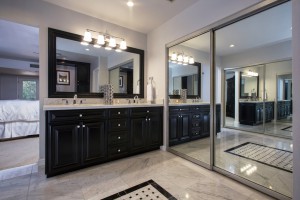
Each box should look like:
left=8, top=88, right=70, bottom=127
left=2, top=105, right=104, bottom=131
left=130, top=107, right=162, bottom=117
left=190, top=105, right=209, bottom=112
left=191, top=129, right=201, bottom=137
left=108, top=143, right=128, bottom=157
left=109, top=108, right=129, bottom=119
left=108, top=119, right=129, bottom=131
left=169, top=106, right=189, bottom=113
left=108, top=131, right=128, bottom=145
left=48, top=109, right=106, bottom=123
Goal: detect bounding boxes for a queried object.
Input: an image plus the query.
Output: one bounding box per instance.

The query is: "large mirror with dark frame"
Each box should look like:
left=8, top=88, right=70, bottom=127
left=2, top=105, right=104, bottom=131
left=168, top=62, right=201, bottom=98
left=48, top=28, right=144, bottom=98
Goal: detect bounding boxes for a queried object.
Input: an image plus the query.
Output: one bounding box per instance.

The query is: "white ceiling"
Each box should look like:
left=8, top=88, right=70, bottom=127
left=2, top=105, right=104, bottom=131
left=181, top=1, right=292, bottom=56
left=0, top=20, right=39, bottom=62
left=43, top=0, right=200, bottom=34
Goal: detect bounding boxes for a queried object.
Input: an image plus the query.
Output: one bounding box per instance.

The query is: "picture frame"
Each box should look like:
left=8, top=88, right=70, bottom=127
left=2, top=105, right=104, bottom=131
left=119, top=76, right=123, bottom=87
left=57, top=70, right=70, bottom=85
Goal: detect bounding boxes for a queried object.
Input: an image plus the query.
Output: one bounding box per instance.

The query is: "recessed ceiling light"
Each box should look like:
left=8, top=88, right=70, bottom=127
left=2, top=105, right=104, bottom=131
left=127, top=0, right=134, bottom=7
left=230, top=44, right=235, bottom=48
left=85, top=48, right=90, bottom=51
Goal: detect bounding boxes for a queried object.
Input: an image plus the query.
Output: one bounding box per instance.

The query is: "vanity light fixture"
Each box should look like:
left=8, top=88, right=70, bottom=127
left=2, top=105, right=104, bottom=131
left=242, top=70, right=258, bottom=77
left=169, top=52, right=195, bottom=65
left=81, top=29, right=127, bottom=52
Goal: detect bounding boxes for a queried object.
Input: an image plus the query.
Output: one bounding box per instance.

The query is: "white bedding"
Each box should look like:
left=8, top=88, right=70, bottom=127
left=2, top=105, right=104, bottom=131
left=0, top=100, right=39, bottom=122
left=0, top=100, right=39, bottom=139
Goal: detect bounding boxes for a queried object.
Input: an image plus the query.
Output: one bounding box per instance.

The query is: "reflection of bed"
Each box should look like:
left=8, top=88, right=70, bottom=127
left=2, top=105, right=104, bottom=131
left=0, top=100, right=39, bottom=139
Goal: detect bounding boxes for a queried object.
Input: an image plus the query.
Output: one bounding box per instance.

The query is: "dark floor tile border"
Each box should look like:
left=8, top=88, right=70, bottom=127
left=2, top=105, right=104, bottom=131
left=102, top=179, right=177, bottom=200
left=225, top=142, right=292, bottom=173
left=281, top=125, right=292, bottom=132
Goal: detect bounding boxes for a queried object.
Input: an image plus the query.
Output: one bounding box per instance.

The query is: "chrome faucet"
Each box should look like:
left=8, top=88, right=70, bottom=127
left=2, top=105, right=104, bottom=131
left=73, top=94, right=77, bottom=104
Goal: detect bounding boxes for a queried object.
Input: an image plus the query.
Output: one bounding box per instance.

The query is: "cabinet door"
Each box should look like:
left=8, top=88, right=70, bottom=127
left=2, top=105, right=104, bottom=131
left=49, top=124, right=81, bottom=173
left=180, top=113, right=190, bottom=141
left=147, top=114, right=162, bottom=147
left=82, top=121, right=107, bottom=165
left=200, top=110, right=210, bottom=136
left=169, top=114, right=180, bottom=146
left=131, top=117, right=147, bottom=152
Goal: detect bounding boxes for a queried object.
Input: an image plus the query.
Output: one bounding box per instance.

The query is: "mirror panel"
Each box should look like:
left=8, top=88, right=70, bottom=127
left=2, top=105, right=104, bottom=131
left=48, top=28, right=144, bottom=98
left=168, top=62, right=201, bottom=97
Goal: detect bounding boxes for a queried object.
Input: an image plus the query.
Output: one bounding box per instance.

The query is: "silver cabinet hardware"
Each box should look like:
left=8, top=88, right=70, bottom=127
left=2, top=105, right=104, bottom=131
left=118, top=124, right=121, bottom=127
left=79, top=114, right=83, bottom=117
left=118, top=149, right=121, bottom=152
left=82, top=125, right=85, bottom=128
left=118, top=136, right=121, bottom=139
left=149, top=118, right=151, bottom=121
left=77, top=125, right=80, bottom=128
left=118, top=112, right=120, bottom=114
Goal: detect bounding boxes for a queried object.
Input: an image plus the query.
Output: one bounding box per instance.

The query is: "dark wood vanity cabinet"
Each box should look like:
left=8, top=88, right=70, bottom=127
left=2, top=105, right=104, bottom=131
left=169, top=105, right=220, bottom=146
left=107, top=108, right=129, bottom=159
left=46, top=109, right=107, bottom=177
left=277, top=100, right=291, bottom=120
left=130, top=107, right=163, bottom=153
left=239, top=102, right=274, bottom=125
left=46, top=106, right=163, bottom=177
left=169, top=107, right=190, bottom=146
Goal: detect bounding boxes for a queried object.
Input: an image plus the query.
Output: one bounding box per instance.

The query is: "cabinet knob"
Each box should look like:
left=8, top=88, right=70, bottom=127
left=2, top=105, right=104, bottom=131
left=146, top=118, right=148, bottom=121
left=149, top=118, right=151, bottom=121
left=118, top=124, right=121, bottom=127
left=77, top=125, right=80, bottom=128
left=79, top=114, right=83, bottom=117
left=118, top=112, right=121, bottom=114
left=82, top=125, right=85, bottom=128
left=118, top=136, right=121, bottom=139
left=147, top=110, right=149, bottom=113
left=118, top=149, right=121, bottom=152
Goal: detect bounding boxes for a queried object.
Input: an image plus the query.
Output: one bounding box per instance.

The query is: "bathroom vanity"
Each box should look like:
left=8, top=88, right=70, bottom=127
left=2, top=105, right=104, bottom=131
left=239, top=101, right=274, bottom=125
left=44, top=104, right=163, bottom=177
left=169, top=103, right=220, bottom=146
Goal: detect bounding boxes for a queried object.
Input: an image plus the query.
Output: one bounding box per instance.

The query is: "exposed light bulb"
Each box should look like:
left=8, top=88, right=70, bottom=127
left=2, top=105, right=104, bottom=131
left=120, top=40, right=127, bottom=50
left=177, top=54, right=183, bottom=62
left=109, top=37, right=116, bottom=48
left=183, top=55, right=189, bottom=64
left=127, top=0, right=134, bottom=7
left=97, top=34, right=105, bottom=45
left=171, top=52, right=177, bottom=61
left=83, top=30, right=92, bottom=42
left=189, top=56, right=194, bottom=64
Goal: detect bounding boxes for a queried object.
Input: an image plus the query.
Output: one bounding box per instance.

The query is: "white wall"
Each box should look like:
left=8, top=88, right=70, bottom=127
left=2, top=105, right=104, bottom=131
left=0, top=0, right=147, bottom=160
left=0, top=58, right=39, bottom=72
left=292, top=0, right=300, bottom=199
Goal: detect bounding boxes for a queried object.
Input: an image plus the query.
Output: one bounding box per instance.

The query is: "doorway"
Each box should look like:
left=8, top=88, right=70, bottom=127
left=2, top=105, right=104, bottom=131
left=0, top=19, right=39, bottom=175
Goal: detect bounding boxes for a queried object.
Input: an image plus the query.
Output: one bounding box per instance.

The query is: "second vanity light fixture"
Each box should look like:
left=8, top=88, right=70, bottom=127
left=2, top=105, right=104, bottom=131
left=81, top=29, right=127, bottom=52
left=169, top=52, right=194, bottom=65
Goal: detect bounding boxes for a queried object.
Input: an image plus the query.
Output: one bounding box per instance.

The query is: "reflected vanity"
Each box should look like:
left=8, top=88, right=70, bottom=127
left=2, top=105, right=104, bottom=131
left=48, top=28, right=144, bottom=98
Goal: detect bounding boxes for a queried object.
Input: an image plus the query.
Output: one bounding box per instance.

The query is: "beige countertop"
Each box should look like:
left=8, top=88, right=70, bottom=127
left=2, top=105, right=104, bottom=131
left=43, top=103, right=163, bottom=111
left=169, top=102, right=210, bottom=106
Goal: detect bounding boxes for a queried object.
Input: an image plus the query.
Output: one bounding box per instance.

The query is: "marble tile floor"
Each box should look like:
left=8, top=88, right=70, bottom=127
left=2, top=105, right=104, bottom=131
left=0, top=137, right=39, bottom=170
left=225, top=117, right=292, bottom=138
left=0, top=150, right=275, bottom=200
left=170, top=128, right=293, bottom=198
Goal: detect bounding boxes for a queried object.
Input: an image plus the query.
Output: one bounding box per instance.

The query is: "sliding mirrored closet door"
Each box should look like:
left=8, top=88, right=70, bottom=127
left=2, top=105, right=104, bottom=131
left=215, top=1, right=292, bottom=198
left=168, top=32, right=212, bottom=166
